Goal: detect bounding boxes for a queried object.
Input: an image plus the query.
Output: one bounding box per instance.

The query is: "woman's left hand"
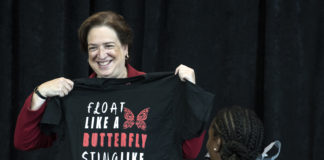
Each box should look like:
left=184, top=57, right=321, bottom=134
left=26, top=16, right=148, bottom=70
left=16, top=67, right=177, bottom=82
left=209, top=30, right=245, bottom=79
left=175, top=64, right=196, bottom=84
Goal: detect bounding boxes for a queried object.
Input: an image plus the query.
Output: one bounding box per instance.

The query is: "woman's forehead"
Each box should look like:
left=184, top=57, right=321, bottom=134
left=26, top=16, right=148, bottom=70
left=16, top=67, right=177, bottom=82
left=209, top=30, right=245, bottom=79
left=87, top=26, right=119, bottom=43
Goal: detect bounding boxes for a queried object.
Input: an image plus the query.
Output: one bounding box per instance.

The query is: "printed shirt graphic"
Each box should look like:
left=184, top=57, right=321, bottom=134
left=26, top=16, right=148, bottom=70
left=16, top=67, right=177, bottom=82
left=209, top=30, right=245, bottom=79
left=40, top=72, right=214, bottom=160
left=123, top=107, right=150, bottom=131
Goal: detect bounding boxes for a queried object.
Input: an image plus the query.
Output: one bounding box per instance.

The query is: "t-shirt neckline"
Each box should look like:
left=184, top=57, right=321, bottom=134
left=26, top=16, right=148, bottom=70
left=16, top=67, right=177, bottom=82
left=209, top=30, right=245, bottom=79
left=73, top=72, right=174, bottom=90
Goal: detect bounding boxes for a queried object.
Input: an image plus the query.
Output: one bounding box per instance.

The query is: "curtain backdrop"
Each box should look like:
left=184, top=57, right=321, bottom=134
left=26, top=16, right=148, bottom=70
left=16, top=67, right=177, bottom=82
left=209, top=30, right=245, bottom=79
left=1, top=0, right=323, bottom=160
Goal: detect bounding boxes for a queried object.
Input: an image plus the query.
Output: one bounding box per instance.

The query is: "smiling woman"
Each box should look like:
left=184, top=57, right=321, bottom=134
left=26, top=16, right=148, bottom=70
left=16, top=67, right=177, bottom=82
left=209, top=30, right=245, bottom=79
left=14, top=10, right=203, bottom=160
left=78, top=11, right=133, bottom=79
left=87, top=26, right=128, bottom=78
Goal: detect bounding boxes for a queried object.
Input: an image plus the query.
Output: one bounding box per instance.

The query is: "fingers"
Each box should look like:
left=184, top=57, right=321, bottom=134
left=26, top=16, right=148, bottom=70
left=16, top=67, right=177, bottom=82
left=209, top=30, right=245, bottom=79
left=62, top=78, right=74, bottom=91
left=65, top=79, right=74, bottom=89
left=58, top=78, right=74, bottom=97
left=39, top=77, right=74, bottom=98
left=174, top=64, right=196, bottom=84
left=175, top=65, right=181, bottom=75
left=59, top=89, right=67, bottom=97
left=59, top=85, right=69, bottom=97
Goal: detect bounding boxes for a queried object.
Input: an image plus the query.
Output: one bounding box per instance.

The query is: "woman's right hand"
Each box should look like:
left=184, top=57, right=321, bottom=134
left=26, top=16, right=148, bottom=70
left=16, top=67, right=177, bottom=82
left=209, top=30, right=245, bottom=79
left=37, top=77, right=74, bottom=98
left=30, top=77, right=74, bottom=111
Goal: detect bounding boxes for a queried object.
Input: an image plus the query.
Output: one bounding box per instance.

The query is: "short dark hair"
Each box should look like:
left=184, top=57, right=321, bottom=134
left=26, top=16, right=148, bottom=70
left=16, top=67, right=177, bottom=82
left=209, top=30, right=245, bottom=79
left=78, top=11, right=133, bottom=52
left=211, top=106, right=264, bottom=160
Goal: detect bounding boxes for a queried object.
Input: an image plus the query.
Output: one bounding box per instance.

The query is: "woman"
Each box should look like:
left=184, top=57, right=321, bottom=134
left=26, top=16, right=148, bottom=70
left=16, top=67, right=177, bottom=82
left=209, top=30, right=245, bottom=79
left=206, top=106, right=281, bottom=160
left=14, top=11, right=204, bottom=159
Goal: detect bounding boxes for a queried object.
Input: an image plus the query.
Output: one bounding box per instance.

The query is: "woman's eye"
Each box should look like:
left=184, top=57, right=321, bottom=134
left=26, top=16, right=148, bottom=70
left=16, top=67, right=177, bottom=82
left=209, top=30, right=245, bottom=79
left=105, top=45, right=114, bottom=49
left=88, top=47, right=97, bottom=51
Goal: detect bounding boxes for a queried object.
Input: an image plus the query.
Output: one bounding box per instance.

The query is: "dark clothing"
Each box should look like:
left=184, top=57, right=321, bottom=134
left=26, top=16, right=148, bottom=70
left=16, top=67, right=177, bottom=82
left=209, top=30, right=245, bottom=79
left=14, top=64, right=206, bottom=159
left=40, top=72, right=214, bottom=160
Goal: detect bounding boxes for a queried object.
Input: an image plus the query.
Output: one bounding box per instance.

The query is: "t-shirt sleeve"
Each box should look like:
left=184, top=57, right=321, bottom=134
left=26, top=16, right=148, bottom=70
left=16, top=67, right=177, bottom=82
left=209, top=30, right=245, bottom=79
left=179, top=81, right=214, bottom=140
left=40, top=97, right=63, bottom=135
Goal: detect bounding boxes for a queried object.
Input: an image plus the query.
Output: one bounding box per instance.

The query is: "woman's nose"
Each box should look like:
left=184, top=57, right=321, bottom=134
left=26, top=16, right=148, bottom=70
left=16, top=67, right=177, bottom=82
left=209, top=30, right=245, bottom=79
left=98, top=46, right=106, bottom=59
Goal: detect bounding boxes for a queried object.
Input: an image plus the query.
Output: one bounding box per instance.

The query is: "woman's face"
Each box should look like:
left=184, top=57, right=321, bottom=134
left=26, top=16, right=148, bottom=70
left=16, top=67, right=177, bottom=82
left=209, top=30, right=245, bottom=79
left=87, top=26, right=128, bottom=78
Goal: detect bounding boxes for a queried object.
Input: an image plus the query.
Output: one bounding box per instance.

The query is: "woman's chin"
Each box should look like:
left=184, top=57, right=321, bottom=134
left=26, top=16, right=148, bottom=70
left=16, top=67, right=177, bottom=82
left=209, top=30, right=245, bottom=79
left=96, top=70, right=113, bottom=78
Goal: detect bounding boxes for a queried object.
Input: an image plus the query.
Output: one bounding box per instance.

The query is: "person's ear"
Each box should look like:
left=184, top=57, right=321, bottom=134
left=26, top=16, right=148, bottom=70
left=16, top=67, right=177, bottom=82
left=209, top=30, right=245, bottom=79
left=208, top=136, right=222, bottom=160
left=213, top=136, right=222, bottom=152
left=122, top=45, right=128, bottom=55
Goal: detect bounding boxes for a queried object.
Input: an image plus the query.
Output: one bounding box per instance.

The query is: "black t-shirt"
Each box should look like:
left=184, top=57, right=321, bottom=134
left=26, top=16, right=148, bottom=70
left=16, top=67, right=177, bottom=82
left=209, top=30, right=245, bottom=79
left=41, top=72, right=214, bottom=160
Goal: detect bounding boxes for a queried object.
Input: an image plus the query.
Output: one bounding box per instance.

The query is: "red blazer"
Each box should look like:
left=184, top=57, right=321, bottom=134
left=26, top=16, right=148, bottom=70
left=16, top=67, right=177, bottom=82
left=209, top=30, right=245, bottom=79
left=14, top=64, right=205, bottom=159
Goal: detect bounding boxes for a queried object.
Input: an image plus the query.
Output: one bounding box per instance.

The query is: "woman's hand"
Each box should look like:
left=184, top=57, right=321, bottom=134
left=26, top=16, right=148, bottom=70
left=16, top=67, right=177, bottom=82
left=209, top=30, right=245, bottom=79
left=175, top=64, right=196, bottom=84
left=37, top=77, right=74, bottom=98
left=30, top=77, right=74, bottom=111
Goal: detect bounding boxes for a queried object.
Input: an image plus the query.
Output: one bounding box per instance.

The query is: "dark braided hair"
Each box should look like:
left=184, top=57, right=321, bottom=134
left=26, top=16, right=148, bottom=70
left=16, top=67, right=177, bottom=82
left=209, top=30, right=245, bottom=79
left=211, top=106, right=264, bottom=160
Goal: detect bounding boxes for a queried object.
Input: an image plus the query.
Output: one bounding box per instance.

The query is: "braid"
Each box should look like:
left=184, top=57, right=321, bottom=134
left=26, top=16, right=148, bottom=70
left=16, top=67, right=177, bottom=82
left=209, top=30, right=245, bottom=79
left=247, top=110, right=258, bottom=152
left=249, top=110, right=264, bottom=152
left=211, top=106, right=264, bottom=160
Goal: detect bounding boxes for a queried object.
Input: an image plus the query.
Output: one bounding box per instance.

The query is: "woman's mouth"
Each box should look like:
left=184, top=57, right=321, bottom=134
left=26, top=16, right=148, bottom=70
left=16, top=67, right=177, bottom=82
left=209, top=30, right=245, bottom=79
left=97, top=60, right=112, bottom=69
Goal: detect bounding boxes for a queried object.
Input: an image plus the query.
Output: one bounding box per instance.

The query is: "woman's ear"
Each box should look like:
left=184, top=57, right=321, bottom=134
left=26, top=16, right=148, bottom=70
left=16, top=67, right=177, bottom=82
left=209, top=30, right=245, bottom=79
left=213, top=136, right=222, bottom=152
left=208, top=136, right=222, bottom=160
left=122, top=45, right=129, bottom=56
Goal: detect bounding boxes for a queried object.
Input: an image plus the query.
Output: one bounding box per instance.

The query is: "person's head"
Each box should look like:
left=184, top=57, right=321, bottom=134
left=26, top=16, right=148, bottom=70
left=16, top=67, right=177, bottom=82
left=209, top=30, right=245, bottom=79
left=78, top=11, right=133, bottom=78
left=206, top=106, right=264, bottom=160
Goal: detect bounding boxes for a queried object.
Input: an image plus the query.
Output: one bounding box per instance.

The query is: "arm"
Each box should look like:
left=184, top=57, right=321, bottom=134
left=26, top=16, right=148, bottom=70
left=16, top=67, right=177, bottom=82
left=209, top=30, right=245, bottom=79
left=175, top=64, right=204, bottom=159
left=14, top=77, right=74, bottom=150
left=14, top=93, right=56, bottom=150
left=182, top=130, right=206, bottom=159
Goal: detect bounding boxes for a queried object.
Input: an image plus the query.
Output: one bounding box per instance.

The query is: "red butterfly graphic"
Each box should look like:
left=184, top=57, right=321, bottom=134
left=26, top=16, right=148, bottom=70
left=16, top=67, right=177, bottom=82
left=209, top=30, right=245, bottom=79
left=123, top=107, right=150, bottom=131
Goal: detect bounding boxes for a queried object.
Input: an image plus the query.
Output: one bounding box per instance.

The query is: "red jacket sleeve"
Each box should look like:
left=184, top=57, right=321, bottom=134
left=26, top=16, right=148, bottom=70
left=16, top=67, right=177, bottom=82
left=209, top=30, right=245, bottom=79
left=182, top=130, right=206, bottom=159
left=14, top=93, right=56, bottom=150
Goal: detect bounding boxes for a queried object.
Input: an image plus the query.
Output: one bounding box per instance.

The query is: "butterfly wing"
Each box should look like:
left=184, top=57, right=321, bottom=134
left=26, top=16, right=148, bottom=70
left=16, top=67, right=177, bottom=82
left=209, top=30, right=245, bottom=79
left=136, top=107, right=150, bottom=130
left=123, top=107, right=135, bottom=129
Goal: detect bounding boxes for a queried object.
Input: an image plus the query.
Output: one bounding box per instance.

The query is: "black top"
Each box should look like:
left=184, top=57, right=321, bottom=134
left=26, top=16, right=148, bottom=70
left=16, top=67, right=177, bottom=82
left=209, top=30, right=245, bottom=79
left=41, top=72, right=214, bottom=160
